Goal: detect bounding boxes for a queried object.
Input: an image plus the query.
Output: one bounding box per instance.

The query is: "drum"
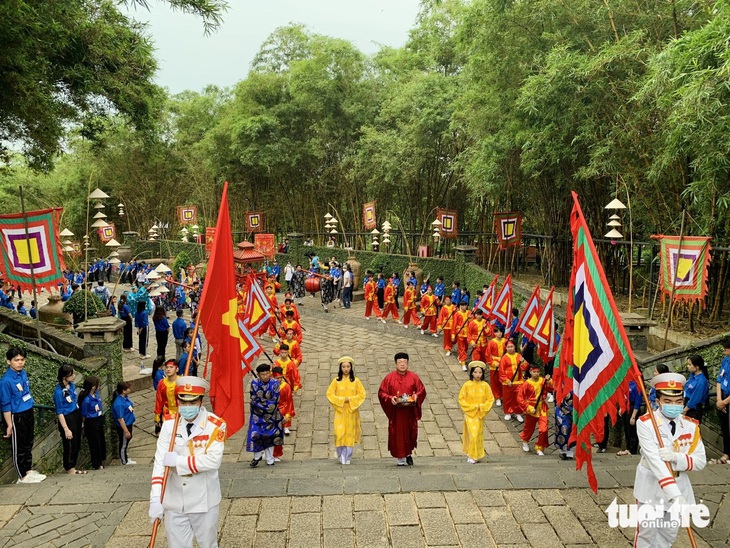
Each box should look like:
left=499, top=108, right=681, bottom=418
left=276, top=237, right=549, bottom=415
left=305, top=277, right=320, bottom=294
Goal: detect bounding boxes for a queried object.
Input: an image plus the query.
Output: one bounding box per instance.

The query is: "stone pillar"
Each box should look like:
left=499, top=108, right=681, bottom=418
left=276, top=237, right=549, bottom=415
left=76, top=317, right=125, bottom=388
left=455, top=245, right=479, bottom=263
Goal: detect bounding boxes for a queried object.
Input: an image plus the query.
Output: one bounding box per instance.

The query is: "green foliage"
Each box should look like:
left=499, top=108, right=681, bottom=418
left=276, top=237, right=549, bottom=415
left=62, top=291, right=106, bottom=324
left=173, top=250, right=194, bottom=277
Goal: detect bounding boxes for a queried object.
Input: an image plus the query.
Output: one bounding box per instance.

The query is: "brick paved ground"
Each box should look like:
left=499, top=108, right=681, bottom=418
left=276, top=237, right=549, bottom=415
left=1, top=289, right=729, bottom=547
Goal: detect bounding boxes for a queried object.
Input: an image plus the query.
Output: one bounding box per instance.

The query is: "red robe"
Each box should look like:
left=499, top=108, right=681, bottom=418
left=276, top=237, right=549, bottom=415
left=378, top=370, right=427, bottom=458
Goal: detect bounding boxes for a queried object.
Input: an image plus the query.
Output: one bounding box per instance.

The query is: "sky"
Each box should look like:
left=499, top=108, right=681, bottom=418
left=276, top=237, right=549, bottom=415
left=125, top=0, right=423, bottom=94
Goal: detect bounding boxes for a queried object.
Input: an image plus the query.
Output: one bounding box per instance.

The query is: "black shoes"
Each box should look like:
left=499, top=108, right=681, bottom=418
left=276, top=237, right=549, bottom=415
left=406, top=455, right=414, bottom=466
left=250, top=457, right=262, bottom=468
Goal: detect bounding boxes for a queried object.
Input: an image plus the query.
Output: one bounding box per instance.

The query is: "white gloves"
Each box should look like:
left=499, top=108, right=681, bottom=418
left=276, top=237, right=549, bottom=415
left=163, top=451, right=178, bottom=467
left=149, top=497, right=164, bottom=523
left=659, top=447, right=678, bottom=464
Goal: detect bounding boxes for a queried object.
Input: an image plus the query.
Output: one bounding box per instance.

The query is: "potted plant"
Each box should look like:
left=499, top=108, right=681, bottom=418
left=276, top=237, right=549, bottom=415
left=62, top=290, right=106, bottom=325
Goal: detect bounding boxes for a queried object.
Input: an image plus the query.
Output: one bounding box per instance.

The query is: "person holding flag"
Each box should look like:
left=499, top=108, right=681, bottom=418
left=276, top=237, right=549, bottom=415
left=498, top=339, right=528, bottom=422
left=436, top=295, right=456, bottom=356
left=401, top=280, right=421, bottom=329
left=149, top=376, right=225, bottom=548
left=419, top=286, right=439, bottom=336
left=467, top=309, right=492, bottom=363
left=451, top=301, right=471, bottom=370
left=517, top=364, right=553, bottom=456
left=486, top=325, right=507, bottom=406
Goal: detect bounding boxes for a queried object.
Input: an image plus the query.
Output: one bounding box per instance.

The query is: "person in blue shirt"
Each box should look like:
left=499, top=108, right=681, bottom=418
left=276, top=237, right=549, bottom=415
left=112, top=381, right=136, bottom=465
left=28, top=300, right=37, bottom=319
left=17, top=300, right=27, bottom=316
left=79, top=375, right=106, bottom=470
left=61, top=284, right=73, bottom=302
left=119, top=294, right=134, bottom=352
left=151, top=356, right=166, bottom=390
left=618, top=379, right=643, bottom=456
left=135, top=300, right=150, bottom=358
left=54, top=364, right=85, bottom=474
left=392, top=272, right=401, bottom=309
left=1, top=347, right=46, bottom=483
left=178, top=340, right=199, bottom=377
left=408, top=271, right=417, bottom=290
left=152, top=306, right=170, bottom=359
left=648, top=363, right=669, bottom=410
left=450, top=281, right=461, bottom=304
left=433, top=276, right=445, bottom=302
left=717, top=338, right=730, bottom=464
left=271, top=261, right=281, bottom=283
left=172, top=309, right=187, bottom=361
left=376, top=273, right=386, bottom=310
left=683, top=355, right=710, bottom=423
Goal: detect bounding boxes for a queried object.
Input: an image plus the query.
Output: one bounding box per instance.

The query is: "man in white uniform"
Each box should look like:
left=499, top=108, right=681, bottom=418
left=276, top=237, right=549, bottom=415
left=149, top=376, right=226, bottom=548
left=633, top=372, right=706, bottom=547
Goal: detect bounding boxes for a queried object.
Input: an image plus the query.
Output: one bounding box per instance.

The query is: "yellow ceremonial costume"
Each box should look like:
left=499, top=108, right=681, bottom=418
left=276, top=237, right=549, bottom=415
left=458, top=379, right=495, bottom=461
left=326, top=377, right=366, bottom=447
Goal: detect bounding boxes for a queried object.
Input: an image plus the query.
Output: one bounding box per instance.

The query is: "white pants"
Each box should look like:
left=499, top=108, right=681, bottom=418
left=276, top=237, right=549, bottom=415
left=254, top=447, right=274, bottom=464
left=164, top=505, right=219, bottom=548
left=336, top=446, right=353, bottom=463
left=634, top=509, right=680, bottom=548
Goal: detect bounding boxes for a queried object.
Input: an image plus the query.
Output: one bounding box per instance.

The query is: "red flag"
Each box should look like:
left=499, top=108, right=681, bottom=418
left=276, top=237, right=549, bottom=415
left=244, top=275, right=273, bottom=335
left=198, top=181, right=247, bottom=437
left=516, top=286, right=541, bottom=339
left=532, top=287, right=557, bottom=362
left=489, top=274, right=512, bottom=326
left=476, top=276, right=499, bottom=315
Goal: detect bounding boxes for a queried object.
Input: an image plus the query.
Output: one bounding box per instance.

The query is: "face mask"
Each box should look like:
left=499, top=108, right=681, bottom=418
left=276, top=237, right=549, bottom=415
left=661, top=403, right=683, bottom=419
left=179, top=405, right=200, bottom=421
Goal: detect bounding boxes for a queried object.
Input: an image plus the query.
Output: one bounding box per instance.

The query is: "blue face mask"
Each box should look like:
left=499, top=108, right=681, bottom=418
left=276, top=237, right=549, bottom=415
left=661, top=403, right=683, bottom=419
left=178, top=405, right=200, bottom=421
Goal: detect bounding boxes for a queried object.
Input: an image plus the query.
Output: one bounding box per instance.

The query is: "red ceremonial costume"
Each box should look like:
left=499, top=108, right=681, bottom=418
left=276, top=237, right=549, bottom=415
left=274, top=338, right=303, bottom=365
left=420, top=293, right=438, bottom=333
left=272, top=376, right=295, bottom=459
left=402, top=286, right=420, bottom=327
left=486, top=336, right=506, bottom=399
left=468, top=318, right=493, bottom=362
left=452, top=310, right=471, bottom=365
left=364, top=279, right=381, bottom=318
left=278, top=318, right=303, bottom=343
left=378, top=371, right=427, bottom=458
left=499, top=352, right=529, bottom=415
left=279, top=303, right=300, bottom=322
left=517, top=376, right=553, bottom=451
left=437, top=303, right=456, bottom=352
left=265, top=289, right=279, bottom=338
left=381, top=282, right=399, bottom=321
left=275, top=356, right=302, bottom=392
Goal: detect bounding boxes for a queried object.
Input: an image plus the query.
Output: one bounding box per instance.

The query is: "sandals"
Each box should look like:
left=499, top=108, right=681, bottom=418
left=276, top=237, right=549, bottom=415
left=719, top=455, right=729, bottom=464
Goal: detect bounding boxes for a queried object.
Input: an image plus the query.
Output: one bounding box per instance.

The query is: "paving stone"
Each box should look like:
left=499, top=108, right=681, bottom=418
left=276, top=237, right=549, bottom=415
left=399, top=473, right=456, bottom=492
left=353, top=494, right=383, bottom=512
left=50, top=482, right=118, bottom=505
left=253, top=531, right=286, bottom=548
left=229, top=498, right=261, bottom=515
left=322, top=495, right=352, bottom=529
left=481, top=507, right=527, bottom=545
left=384, top=493, right=419, bottom=526
left=354, top=510, right=388, bottom=548
left=290, top=495, right=321, bottom=514
left=256, top=497, right=290, bottom=532
left=444, top=491, right=482, bottom=523
left=419, top=507, right=459, bottom=546
left=414, top=491, right=446, bottom=508
left=521, top=522, right=564, bottom=548
left=229, top=477, right=288, bottom=498
left=343, top=474, right=399, bottom=494
left=388, top=525, right=425, bottom=547
left=504, top=490, right=546, bottom=523
left=542, top=505, right=593, bottom=544
left=288, top=512, right=321, bottom=548
left=12, top=529, right=61, bottom=548
left=0, top=505, right=20, bottom=526
left=561, top=490, right=610, bottom=522
left=455, top=523, right=497, bottom=548
left=323, top=527, right=354, bottom=548
left=532, top=489, right=565, bottom=506
left=472, top=490, right=505, bottom=507
left=288, top=476, right=343, bottom=496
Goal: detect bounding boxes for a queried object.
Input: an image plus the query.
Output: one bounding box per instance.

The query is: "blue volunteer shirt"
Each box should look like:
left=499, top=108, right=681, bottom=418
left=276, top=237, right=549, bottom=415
left=135, top=309, right=149, bottom=328
left=433, top=282, right=445, bottom=299
left=112, top=394, right=135, bottom=426
left=684, top=372, right=709, bottom=411
left=172, top=317, right=187, bottom=340
left=153, top=368, right=165, bottom=391
left=80, top=392, right=104, bottom=419
left=450, top=288, right=461, bottom=304
left=628, top=380, right=643, bottom=411
left=0, top=367, right=34, bottom=414
left=153, top=316, right=170, bottom=332
left=718, top=355, right=730, bottom=395
left=53, top=382, right=79, bottom=416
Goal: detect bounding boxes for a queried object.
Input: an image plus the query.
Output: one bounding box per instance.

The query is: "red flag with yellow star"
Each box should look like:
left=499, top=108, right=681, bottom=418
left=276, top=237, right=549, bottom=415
left=198, top=181, right=249, bottom=437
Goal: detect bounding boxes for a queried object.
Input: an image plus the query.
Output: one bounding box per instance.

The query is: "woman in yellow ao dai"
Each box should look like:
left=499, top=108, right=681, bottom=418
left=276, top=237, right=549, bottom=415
left=458, top=361, right=495, bottom=463
left=326, top=356, right=367, bottom=465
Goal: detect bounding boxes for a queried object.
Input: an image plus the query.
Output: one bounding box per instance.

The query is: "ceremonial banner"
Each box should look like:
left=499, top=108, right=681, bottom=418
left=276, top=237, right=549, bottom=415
left=205, top=227, right=215, bottom=256
left=532, top=287, right=557, bottom=363
left=490, top=275, right=513, bottom=327
left=177, top=205, right=198, bottom=225
left=244, top=276, right=273, bottom=336
left=437, top=208, right=458, bottom=239
left=72, top=242, right=82, bottom=256
left=516, top=286, right=541, bottom=339
left=476, top=276, right=499, bottom=315
left=363, top=201, right=376, bottom=230
left=99, top=223, right=115, bottom=243
left=652, top=235, right=711, bottom=305
left=246, top=211, right=263, bottom=233
left=253, top=233, right=276, bottom=259
left=554, top=192, right=633, bottom=493
left=0, top=208, right=66, bottom=292
left=493, top=212, right=522, bottom=250
left=198, top=182, right=254, bottom=437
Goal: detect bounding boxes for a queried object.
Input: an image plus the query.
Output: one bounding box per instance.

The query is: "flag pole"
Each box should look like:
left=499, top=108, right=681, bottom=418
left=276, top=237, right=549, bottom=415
left=629, top=361, right=698, bottom=548
left=662, top=210, right=686, bottom=350
left=18, top=186, right=42, bottom=349
left=148, top=311, right=203, bottom=548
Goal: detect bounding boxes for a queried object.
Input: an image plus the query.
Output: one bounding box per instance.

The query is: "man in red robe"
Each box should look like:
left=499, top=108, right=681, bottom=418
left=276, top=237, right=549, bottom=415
left=378, top=352, right=427, bottom=466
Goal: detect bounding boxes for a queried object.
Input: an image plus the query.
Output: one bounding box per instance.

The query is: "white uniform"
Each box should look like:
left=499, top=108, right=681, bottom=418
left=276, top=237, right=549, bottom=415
left=151, top=408, right=226, bottom=548
left=633, top=412, right=706, bottom=547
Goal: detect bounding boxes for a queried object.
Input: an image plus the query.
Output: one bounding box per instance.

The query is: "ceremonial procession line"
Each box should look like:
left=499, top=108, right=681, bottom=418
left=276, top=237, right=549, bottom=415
left=0, top=293, right=729, bottom=546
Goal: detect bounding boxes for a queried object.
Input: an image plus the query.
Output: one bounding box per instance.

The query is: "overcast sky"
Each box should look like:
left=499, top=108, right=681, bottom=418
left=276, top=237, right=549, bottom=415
left=125, top=0, right=422, bottom=94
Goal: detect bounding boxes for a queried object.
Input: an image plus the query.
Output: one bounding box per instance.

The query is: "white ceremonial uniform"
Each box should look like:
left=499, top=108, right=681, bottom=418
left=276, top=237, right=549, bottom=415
left=633, top=412, right=706, bottom=548
left=150, top=408, right=226, bottom=548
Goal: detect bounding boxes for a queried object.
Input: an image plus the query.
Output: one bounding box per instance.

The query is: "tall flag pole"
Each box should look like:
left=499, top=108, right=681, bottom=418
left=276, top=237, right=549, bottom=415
left=515, top=285, right=541, bottom=340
